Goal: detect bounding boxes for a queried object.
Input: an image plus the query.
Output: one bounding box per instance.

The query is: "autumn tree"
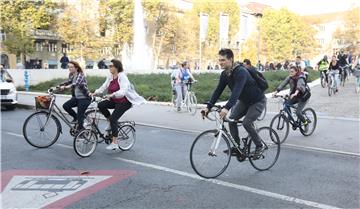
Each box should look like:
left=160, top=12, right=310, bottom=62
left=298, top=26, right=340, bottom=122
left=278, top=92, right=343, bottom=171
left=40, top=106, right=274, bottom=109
left=259, top=8, right=319, bottom=62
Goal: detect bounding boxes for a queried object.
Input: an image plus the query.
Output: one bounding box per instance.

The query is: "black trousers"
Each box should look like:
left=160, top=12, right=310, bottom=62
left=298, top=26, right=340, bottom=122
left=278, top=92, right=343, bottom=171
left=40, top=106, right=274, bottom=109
left=63, top=97, right=91, bottom=130
left=98, top=100, right=132, bottom=137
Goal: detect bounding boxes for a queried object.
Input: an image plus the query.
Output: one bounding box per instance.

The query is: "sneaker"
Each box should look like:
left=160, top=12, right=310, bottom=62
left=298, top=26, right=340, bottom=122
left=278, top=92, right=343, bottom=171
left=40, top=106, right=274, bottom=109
left=106, top=143, right=119, bottom=150
left=303, top=120, right=309, bottom=132
left=223, top=147, right=239, bottom=156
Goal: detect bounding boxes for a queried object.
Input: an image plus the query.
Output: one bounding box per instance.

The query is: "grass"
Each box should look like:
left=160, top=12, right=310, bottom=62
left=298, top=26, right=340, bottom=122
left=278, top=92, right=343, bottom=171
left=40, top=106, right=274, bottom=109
left=20, top=70, right=318, bottom=103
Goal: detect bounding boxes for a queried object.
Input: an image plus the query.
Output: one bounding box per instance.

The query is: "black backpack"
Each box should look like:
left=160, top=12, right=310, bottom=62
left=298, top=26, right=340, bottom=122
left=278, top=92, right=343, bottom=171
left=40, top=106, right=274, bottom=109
left=247, top=67, right=269, bottom=92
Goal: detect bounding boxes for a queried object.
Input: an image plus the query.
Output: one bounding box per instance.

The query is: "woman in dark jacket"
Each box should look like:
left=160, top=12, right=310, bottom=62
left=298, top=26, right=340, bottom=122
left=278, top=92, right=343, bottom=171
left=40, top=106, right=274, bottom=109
left=273, top=65, right=310, bottom=126
left=60, top=61, right=91, bottom=131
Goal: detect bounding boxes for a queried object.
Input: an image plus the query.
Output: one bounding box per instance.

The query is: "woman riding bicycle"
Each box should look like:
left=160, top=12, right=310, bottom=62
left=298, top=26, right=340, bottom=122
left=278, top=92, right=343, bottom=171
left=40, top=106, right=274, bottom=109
left=89, top=59, right=145, bottom=150
left=328, top=55, right=340, bottom=92
left=174, top=61, right=195, bottom=111
left=60, top=61, right=91, bottom=132
left=273, top=65, right=311, bottom=128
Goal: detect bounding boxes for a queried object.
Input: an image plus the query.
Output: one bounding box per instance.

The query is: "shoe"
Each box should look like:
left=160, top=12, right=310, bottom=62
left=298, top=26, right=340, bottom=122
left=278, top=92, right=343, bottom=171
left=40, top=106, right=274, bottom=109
left=177, top=107, right=181, bottom=112
left=106, top=143, right=119, bottom=150
left=336, top=89, right=339, bottom=92
left=223, top=147, right=239, bottom=156
left=252, top=145, right=266, bottom=160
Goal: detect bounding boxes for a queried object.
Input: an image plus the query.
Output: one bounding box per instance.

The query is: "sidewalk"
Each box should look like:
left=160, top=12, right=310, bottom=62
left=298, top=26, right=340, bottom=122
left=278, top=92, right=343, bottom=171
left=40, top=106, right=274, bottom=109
left=15, top=78, right=359, bottom=155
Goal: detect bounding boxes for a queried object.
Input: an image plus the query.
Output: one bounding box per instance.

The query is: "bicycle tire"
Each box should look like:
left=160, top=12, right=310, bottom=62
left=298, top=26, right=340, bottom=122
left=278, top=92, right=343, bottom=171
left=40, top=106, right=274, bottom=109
left=117, top=124, right=136, bottom=151
left=190, top=130, right=231, bottom=178
left=73, top=129, right=98, bottom=158
left=270, top=113, right=289, bottom=144
left=23, top=111, right=61, bottom=148
left=299, top=108, right=317, bottom=136
left=188, top=92, right=197, bottom=115
left=321, top=76, right=326, bottom=88
left=84, top=109, right=104, bottom=143
left=248, top=127, right=280, bottom=171
left=328, top=78, right=332, bottom=96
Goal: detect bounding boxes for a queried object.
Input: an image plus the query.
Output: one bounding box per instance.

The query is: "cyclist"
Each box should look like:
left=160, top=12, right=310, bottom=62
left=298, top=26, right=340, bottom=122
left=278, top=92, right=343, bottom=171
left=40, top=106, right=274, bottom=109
left=273, top=65, right=311, bottom=130
left=175, top=61, right=195, bottom=111
left=317, top=55, right=329, bottom=84
left=89, top=59, right=146, bottom=150
left=328, top=55, right=340, bottom=92
left=60, top=61, right=91, bottom=132
left=337, top=50, right=349, bottom=79
left=202, top=49, right=266, bottom=157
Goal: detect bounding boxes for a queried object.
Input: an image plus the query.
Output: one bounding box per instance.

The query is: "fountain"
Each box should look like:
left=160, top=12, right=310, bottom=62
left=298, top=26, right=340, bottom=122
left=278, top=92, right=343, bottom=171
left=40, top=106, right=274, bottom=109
left=122, top=0, right=154, bottom=73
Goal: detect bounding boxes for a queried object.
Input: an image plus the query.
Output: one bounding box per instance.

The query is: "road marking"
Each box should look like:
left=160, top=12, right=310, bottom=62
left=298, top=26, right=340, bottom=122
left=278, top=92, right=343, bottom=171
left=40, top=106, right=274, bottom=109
left=114, top=157, right=341, bottom=209
left=4, top=132, right=23, bottom=138
left=283, top=144, right=360, bottom=157
left=57, top=144, right=72, bottom=149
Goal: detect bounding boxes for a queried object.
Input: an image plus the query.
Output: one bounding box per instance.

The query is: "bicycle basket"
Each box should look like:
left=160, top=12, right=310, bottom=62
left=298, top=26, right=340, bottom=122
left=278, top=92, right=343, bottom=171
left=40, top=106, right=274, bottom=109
left=35, top=95, right=52, bottom=109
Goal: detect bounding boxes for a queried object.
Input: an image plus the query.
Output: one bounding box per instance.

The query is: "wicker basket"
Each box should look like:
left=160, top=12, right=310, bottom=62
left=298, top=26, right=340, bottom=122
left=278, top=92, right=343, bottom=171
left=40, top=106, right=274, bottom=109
left=35, top=96, right=52, bottom=109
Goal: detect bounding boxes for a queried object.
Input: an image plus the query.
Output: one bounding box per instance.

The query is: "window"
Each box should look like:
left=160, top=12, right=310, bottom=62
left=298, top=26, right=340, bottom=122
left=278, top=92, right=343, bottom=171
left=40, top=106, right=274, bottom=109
left=35, top=41, right=43, bottom=52
left=48, top=42, right=57, bottom=52
left=62, top=43, right=70, bottom=53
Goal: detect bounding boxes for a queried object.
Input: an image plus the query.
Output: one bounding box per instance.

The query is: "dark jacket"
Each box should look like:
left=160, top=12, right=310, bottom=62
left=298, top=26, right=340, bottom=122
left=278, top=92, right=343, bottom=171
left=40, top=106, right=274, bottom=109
left=208, top=65, right=265, bottom=110
left=276, top=73, right=307, bottom=96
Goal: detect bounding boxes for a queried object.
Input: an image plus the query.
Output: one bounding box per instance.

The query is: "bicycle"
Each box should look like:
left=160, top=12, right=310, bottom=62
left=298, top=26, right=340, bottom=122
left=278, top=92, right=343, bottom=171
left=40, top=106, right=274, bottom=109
left=327, top=70, right=338, bottom=96
left=22, top=87, right=94, bottom=148
left=270, top=95, right=317, bottom=144
left=320, top=70, right=328, bottom=88
left=190, top=105, right=280, bottom=178
left=73, top=96, right=136, bottom=157
left=171, top=80, right=198, bottom=115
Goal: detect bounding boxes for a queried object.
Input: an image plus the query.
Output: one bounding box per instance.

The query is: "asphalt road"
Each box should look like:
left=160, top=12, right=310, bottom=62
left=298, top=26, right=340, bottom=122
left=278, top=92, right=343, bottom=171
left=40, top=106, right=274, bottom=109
left=1, top=109, right=359, bottom=209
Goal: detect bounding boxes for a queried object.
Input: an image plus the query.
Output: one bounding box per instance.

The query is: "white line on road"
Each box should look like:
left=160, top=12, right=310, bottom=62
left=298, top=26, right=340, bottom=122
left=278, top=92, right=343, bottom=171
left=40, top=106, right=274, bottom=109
left=4, top=132, right=23, bottom=138
left=283, top=144, right=360, bottom=157
left=114, top=157, right=341, bottom=209
left=57, top=144, right=72, bottom=149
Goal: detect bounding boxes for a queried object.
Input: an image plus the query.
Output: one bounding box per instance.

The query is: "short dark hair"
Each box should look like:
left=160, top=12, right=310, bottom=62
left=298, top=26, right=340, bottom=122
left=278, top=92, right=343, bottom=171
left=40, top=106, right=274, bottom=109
left=181, top=61, right=188, bottom=67
left=243, top=59, right=251, bottom=66
left=218, top=48, right=234, bottom=60
left=111, top=59, right=123, bottom=73
left=296, top=56, right=301, bottom=59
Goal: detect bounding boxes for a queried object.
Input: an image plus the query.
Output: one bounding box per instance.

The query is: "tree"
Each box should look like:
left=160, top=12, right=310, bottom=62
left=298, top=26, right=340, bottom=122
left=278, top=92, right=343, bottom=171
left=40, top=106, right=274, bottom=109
left=240, top=35, right=258, bottom=64
left=0, top=0, right=56, bottom=64
left=56, top=0, right=112, bottom=65
left=259, top=8, right=319, bottom=62
left=333, top=7, right=360, bottom=53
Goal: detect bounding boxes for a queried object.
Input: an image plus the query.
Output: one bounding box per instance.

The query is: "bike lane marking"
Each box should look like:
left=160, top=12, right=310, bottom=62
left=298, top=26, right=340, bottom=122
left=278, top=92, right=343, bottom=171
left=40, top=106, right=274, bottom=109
left=1, top=170, right=136, bottom=209
left=114, top=157, right=341, bottom=209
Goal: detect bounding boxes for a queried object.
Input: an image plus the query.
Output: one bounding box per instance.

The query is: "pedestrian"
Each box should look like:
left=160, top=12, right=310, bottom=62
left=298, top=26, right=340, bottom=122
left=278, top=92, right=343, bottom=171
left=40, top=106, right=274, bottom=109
left=98, top=58, right=107, bottom=69
left=60, top=53, right=69, bottom=69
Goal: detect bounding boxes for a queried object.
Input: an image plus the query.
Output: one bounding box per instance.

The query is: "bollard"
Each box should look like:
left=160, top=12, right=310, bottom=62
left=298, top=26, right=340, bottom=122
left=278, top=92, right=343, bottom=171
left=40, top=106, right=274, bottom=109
left=24, top=70, right=30, bottom=91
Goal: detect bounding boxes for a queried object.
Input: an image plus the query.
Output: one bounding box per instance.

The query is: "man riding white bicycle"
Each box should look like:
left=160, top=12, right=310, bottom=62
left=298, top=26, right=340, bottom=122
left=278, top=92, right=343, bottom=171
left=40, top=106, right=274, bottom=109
left=174, top=61, right=196, bottom=111
left=202, top=49, right=266, bottom=158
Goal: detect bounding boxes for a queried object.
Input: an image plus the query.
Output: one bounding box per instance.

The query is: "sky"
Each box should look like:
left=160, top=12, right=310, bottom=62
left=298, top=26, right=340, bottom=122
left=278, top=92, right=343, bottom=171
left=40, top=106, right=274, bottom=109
left=238, top=0, right=360, bottom=15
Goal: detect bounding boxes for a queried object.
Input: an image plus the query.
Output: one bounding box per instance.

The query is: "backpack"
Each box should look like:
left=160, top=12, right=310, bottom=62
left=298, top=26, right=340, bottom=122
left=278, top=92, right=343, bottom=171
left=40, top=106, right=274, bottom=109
left=297, top=76, right=311, bottom=102
left=180, top=69, right=190, bottom=81
left=246, top=67, right=269, bottom=92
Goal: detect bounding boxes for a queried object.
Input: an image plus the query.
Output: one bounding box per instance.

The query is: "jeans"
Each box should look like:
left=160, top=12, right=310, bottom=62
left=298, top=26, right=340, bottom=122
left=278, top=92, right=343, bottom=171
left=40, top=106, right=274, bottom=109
left=284, top=98, right=307, bottom=123
left=228, top=98, right=267, bottom=147
left=175, top=83, right=187, bottom=108
left=63, top=97, right=91, bottom=130
left=98, top=100, right=132, bottom=137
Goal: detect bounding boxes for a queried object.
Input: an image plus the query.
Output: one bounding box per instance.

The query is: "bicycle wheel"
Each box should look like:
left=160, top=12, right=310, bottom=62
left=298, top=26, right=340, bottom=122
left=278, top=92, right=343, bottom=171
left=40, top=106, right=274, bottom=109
left=300, top=108, right=317, bottom=136
left=328, top=78, right=332, bottom=96
left=84, top=109, right=104, bottom=143
left=188, top=92, right=197, bottom=115
left=248, top=127, right=280, bottom=171
left=117, top=124, right=136, bottom=151
left=23, top=111, right=61, bottom=148
left=190, top=130, right=231, bottom=178
left=257, top=106, right=267, bottom=121
left=320, top=76, right=326, bottom=88
left=270, top=113, right=289, bottom=144
left=73, top=129, right=97, bottom=157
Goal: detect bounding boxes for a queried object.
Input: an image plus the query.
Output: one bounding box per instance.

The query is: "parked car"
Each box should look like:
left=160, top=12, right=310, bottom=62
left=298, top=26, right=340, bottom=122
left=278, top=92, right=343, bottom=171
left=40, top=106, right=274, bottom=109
left=0, top=69, right=18, bottom=110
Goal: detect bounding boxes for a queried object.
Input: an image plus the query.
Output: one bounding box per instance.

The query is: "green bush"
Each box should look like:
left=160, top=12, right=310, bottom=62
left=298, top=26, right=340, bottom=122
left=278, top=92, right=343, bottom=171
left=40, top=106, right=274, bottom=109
left=22, top=70, right=318, bottom=103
